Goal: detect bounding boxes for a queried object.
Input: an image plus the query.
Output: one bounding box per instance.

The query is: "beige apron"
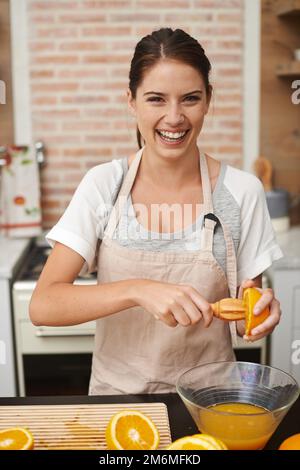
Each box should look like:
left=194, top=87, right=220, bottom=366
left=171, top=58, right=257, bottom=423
left=89, top=147, right=237, bottom=395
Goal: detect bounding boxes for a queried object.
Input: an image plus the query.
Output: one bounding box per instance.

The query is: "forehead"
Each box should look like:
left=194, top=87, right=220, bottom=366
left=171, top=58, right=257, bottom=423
left=139, top=59, right=205, bottom=93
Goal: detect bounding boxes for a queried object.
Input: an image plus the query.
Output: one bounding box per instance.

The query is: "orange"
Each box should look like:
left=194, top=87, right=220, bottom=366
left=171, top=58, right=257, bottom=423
left=244, top=287, right=270, bottom=336
left=105, top=410, right=159, bottom=450
left=278, top=433, right=300, bottom=450
left=0, top=428, right=34, bottom=450
left=167, top=433, right=227, bottom=450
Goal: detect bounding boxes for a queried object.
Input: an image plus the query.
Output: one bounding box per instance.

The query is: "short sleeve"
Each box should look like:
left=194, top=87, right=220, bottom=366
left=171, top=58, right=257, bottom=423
left=236, top=177, right=283, bottom=285
left=46, top=160, right=124, bottom=276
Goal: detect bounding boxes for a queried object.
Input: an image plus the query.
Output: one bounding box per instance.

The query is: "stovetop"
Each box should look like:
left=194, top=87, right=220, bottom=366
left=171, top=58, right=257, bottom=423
left=15, top=242, right=97, bottom=283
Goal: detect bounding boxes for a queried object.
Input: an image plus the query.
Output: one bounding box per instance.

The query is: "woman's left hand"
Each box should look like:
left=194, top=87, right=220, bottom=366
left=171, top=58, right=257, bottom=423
left=237, top=279, right=282, bottom=342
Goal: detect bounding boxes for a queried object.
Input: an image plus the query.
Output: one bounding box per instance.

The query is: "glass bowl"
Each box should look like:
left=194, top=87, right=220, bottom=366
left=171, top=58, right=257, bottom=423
left=176, top=361, right=299, bottom=450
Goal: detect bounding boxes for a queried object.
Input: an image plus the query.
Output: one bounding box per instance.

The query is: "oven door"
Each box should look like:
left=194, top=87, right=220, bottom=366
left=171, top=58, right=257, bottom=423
left=13, top=285, right=96, bottom=396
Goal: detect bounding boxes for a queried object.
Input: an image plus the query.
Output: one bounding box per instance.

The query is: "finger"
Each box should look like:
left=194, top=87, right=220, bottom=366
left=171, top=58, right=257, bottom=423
left=252, top=288, right=274, bottom=315
left=186, top=289, right=213, bottom=327
left=171, top=304, right=191, bottom=327
left=161, top=311, right=178, bottom=328
left=237, top=279, right=256, bottom=300
left=243, top=327, right=274, bottom=342
left=250, top=311, right=280, bottom=336
left=179, top=299, right=203, bottom=325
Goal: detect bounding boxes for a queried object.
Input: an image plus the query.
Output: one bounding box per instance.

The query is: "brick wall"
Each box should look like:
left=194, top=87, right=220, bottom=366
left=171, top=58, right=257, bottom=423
left=27, top=0, right=244, bottom=228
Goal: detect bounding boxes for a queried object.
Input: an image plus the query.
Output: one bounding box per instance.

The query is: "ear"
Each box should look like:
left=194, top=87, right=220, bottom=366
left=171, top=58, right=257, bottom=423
left=127, top=88, right=136, bottom=116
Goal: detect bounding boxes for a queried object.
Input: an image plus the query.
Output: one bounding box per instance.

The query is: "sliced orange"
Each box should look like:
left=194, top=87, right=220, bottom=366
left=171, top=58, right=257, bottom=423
left=167, top=433, right=227, bottom=450
left=279, top=433, right=300, bottom=450
left=244, top=287, right=270, bottom=336
left=105, top=410, right=159, bottom=450
left=0, top=427, right=34, bottom=450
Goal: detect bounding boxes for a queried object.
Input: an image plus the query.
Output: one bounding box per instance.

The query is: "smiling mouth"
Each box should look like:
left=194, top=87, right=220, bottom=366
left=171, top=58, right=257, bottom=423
left=155, top=129, right=190, bottom=144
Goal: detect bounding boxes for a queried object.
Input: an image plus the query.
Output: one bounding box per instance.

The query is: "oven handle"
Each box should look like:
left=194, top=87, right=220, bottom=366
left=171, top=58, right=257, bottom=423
left=35, top=327, right=95, bottom=337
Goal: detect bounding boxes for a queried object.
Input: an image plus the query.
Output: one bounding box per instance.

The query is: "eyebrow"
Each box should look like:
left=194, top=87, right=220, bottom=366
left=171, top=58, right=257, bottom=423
left=143, top=90, right=203, bottom=97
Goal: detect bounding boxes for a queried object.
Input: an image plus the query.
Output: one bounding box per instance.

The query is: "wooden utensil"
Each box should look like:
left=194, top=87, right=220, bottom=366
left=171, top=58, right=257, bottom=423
left=253, top=156, right=273, bottom=192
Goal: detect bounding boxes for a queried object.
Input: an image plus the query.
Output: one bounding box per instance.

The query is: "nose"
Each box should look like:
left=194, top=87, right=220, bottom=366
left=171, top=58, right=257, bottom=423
left=165, top=103, right=185, bottom=126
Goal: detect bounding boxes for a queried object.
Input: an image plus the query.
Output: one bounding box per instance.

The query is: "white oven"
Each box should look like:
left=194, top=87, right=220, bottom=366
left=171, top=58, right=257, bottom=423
left=12, top=240, right=97, bottom=396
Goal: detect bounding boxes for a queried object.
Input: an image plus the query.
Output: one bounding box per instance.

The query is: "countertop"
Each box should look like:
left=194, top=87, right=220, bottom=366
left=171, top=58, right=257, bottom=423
left=272, top=226, right=300, bottom=270
left=0, top=393, right=299, bottom=450
left=0, top=236, right=31, bottom=279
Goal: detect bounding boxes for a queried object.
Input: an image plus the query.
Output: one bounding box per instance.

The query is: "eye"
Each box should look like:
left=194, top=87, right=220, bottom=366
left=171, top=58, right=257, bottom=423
left=146, top=96, right=163, bottom=102
left=184, top=95, right=200, bottom=102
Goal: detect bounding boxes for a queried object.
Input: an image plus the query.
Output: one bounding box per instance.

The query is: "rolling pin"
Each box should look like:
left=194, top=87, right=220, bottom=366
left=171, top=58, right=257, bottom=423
left=211, top=287, right=270, bottom=335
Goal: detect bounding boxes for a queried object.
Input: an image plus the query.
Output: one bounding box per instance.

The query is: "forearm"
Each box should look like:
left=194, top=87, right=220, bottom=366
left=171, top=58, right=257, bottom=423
left=29, top=279, right=141, bottom=327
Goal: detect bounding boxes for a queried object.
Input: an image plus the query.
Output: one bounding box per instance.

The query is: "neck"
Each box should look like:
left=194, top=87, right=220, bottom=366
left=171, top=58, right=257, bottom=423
left=139, top=146, right=201, bottom=190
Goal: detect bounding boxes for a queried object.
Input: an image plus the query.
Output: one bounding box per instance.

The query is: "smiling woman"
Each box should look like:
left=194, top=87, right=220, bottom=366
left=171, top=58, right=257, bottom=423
left=30, top=28, right=283, bottom=397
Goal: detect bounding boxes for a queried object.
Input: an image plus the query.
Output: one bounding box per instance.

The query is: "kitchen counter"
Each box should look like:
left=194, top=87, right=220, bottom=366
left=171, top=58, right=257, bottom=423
left=0, top=393, right=299, bottom=450
left=0, top=236, right=31, bottom=279
left=271, top=226, right=300, bottom=271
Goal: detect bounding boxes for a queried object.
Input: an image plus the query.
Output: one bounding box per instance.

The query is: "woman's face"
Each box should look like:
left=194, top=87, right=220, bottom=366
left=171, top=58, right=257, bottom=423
left=128, top=59, right=211, bottom=159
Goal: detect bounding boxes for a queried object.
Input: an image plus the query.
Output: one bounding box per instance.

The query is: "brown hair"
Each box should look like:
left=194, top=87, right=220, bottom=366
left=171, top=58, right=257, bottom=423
left=129, top=27, right=212, bottom=149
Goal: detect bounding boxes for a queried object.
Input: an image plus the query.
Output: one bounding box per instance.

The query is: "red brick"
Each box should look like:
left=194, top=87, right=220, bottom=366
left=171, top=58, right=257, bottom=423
left=30, top=70, right=55, bottom=79
left=29, top=1, right=78, bottom=10
left=31, top=55, right=79, bottom=65
left=30, top=42, right=56, bottom=52
left=35, top=27, right=79, bottom=38
left=82, top=55, right=131, bottom=64
left=60, top=95, right=110, bottom=104
left=138, top=0, right=190, bottom=8
left=194, top=0, right=242, bottom=8
left=81, top=26, right=131, bottom=36
left=31, top=96, right=58, bottom=105
left=41, top=200, right=61, bottom=209
left=62, top=121, right=111, bottom=131
left=59, top=41, right=106, bottom=51
left=82, top=1, right=131, bottom=7
left=59, top=14, right=106, bottom=23
left=63, top=148, right=113, bottom=157
left=31, top=83, right=79, bottom=93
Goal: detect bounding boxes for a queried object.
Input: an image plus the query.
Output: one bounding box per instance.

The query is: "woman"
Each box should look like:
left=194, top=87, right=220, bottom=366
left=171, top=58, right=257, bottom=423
left=30, top=28, right=283, bottom=395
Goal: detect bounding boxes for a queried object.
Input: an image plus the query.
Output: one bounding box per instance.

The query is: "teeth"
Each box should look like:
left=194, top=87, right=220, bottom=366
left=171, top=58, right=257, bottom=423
left=158, top=130, right=187, bottom=139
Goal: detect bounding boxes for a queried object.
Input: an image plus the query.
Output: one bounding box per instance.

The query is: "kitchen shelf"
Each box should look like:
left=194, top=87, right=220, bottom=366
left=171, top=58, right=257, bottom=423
left=276, top=61, right=300, bottom=77
left=274, top=0, right=300, bottom=17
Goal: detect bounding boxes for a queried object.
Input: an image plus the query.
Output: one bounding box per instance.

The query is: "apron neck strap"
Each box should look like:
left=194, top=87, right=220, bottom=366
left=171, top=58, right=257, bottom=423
left=199, top=151, right=214, bottom=214
left=104, top=147, right=143, bottom=240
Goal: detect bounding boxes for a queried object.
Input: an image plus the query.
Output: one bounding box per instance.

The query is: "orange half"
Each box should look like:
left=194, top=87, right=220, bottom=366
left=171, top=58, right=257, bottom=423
left=0, top=428, right=34, bottom=450
left=105, top=410, right=159, bottom=450
left=167, top=433, right=227, bottom=450
left=243, top=287, right=270, bottom=336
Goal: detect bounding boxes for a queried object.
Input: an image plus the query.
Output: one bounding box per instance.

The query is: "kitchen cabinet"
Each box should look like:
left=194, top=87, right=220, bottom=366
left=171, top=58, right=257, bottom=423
left=268, top=226, right=300, bottom=383
left=0, top=237, right=31, bottom=396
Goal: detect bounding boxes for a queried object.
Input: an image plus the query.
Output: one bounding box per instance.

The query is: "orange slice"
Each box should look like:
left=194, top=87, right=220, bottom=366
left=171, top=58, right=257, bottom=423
left=244, top=287, right=270, bottom=336
left=167, top=433, right=227, bottom=450
left=0, top=427, right=34, bottom=450
left=279, top=433, right=300, bottom=450
left=105, top=410, right=159, bottom=450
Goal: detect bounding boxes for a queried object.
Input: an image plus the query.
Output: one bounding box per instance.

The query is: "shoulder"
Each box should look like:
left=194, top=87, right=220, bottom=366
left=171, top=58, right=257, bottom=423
left=223, top=165, right=265, bottom=208
left=78, top=157, right=126, bottom=204
left=84, top=157, right=125, bottom=189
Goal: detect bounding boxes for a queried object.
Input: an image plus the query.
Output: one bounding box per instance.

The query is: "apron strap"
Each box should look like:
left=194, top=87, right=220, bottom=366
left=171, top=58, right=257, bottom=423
left=104, top=147, right=143, bottom=240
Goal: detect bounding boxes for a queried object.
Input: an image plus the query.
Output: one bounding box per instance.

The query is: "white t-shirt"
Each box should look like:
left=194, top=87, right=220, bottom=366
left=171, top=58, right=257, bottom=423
left=46, top=156, right=283, bottom=285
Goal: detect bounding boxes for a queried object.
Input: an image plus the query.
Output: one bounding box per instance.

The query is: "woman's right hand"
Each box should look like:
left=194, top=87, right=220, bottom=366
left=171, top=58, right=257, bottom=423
left=131, top=279, right=214, bottom=328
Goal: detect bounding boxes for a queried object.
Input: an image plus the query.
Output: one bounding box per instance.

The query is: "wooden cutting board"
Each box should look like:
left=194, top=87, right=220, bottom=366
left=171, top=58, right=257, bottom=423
left=0, top=402, right=172, bottom=450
